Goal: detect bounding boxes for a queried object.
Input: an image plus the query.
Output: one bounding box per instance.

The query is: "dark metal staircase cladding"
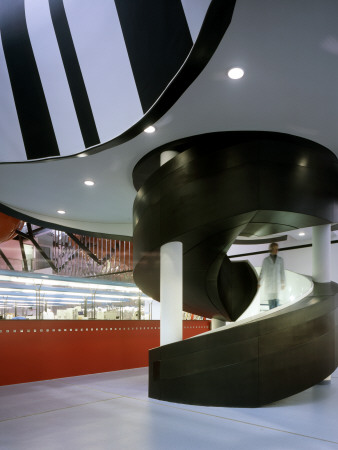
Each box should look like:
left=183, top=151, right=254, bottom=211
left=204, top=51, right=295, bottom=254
left=149, top=282, right=338, bottom=407
left=132, top=131, right=338, bottom=406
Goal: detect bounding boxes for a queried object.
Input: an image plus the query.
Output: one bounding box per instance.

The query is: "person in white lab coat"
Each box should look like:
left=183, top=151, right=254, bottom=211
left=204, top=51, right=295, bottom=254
left=258, top=242, right=285, bottom=309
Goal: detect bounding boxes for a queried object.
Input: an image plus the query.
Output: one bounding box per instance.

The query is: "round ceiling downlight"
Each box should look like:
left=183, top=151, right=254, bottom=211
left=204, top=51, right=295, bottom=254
left=144, top=126, right=156, bottom=133
left=57, top=210, right=66, bottom=215
left=228, top=67, right=244, bottom=79
left=84, top=180, right=95, bottom=186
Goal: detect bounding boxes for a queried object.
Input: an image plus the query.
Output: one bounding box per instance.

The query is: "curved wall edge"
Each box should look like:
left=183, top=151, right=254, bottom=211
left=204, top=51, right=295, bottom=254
left=0, top=202, right=133, bottom=240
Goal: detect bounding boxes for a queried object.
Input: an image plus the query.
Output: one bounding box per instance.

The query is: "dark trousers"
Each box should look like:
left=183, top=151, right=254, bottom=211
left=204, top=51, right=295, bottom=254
left=268, top=299, right=279, bottom=309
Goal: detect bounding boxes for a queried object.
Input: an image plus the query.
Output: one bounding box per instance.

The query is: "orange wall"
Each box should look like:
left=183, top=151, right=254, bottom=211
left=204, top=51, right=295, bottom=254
left=0, top=320, right=210, bottom=386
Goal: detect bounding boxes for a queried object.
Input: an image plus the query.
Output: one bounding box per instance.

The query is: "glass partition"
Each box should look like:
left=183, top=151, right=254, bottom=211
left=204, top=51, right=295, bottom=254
left=0, top=270, right=153, bottom=320
left=0, top=215, right=209, bottom=321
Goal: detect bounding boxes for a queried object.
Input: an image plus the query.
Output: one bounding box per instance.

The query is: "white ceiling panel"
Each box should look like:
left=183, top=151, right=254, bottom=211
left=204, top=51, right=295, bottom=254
left=0, top=0, right=337, bottom=234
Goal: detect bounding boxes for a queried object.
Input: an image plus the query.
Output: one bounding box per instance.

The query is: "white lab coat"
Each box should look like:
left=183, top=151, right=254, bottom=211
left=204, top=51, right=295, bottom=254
left=259, top=255, right=285, bottom=301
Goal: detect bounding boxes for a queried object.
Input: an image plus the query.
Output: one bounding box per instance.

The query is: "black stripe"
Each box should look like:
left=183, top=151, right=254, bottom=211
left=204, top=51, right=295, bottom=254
left=0, top=249, right=14, bottom=270
left=115, top=0, right=193, bottom=113
left=229, top=241, right=338, bottom=259
left=49, top=0, right=100, bottom=148
left=234, top=235, right=288, bottom=245
left=0, top=0, right=60, bottom=160
left=0, top=0, right=237, bottom=164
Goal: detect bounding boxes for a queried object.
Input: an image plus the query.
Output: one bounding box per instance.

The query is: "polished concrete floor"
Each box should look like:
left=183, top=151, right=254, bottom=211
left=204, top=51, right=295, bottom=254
left=0, top=367, right=337, bottom=450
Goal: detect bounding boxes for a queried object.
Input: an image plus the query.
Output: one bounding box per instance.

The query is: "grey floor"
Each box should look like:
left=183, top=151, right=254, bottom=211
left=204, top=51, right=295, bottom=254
left=0, top=368, right=337, bottom=450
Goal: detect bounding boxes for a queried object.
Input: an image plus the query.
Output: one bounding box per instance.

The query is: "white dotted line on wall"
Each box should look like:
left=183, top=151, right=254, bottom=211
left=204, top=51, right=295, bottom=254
left=0, top=325, right=209, bottom=334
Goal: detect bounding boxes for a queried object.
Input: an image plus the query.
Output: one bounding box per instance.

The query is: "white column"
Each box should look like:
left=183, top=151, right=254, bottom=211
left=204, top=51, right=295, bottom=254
left=312, top=224, right=332, bottom=382
left=160, top=150, right=183, bottom=345
left=211, top=318, right=226, bottom=330
left=312, top=224, right=331, bottom=283
left=160, top=242, right=183, bottom=345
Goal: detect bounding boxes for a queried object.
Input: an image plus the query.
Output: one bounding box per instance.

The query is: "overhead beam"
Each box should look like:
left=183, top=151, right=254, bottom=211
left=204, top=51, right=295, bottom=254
left=29, top=226, right=45, bottom=236
left=0, top=249, right=14, bottom=270
left=26, top=223, right=34, bottom=240
left=13, top=226, right=47, bottom=240
left=19, top=236, right=28, bottom=271
left=85, top=269, right=133, bottom=278
left=16, top=228, right=57, bottom=272
left=66, top=233, right=101, bottom=265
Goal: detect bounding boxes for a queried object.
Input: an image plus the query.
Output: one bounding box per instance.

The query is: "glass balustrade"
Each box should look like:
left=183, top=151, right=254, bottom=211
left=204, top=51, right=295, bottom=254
left=238, top=267, right=313, bottom=321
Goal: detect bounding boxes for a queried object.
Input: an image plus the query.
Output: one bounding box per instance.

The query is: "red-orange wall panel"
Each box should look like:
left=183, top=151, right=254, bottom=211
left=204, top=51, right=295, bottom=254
left=0, top=320, right=210, bottom=386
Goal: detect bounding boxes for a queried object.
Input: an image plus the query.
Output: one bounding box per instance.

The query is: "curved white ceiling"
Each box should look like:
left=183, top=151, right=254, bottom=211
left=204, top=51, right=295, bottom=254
left=0, top=0, right=338, bottom=236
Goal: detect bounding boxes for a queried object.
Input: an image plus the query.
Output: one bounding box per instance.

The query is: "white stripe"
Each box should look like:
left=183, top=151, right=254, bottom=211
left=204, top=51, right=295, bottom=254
left=25, top=0, right=85, bottom=157
left=0, top=32, right=27, bottom=163
left=63, top=0, right=143, bottom=144
left=180, top=0, right=212, bottom=43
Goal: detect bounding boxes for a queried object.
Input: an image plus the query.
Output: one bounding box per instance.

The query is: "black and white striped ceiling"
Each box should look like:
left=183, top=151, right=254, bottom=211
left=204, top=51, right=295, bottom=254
left=0, top=0, right=212, bottom=162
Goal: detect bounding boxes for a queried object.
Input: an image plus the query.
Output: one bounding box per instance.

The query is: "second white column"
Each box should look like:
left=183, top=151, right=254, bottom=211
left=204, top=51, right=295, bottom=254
left=160, top=150, right=183, bottom=345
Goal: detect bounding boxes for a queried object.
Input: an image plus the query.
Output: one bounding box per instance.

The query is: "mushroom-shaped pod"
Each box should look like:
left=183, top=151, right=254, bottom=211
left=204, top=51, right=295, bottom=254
left=0, top=212, right=24, bottom=244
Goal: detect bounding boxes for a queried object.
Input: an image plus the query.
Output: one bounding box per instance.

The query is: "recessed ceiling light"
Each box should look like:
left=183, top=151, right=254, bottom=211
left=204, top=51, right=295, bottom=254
left=298, top=232, right=305, bottom=236
left=144, top=126, right=155, bottom=133
left=78, top=153, right=87, bottom=158
left=84, top=180, right=95, bottom=186
left=57, top=210, right=66, bottom=215
left=228, top=67, right=244, bottom=79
